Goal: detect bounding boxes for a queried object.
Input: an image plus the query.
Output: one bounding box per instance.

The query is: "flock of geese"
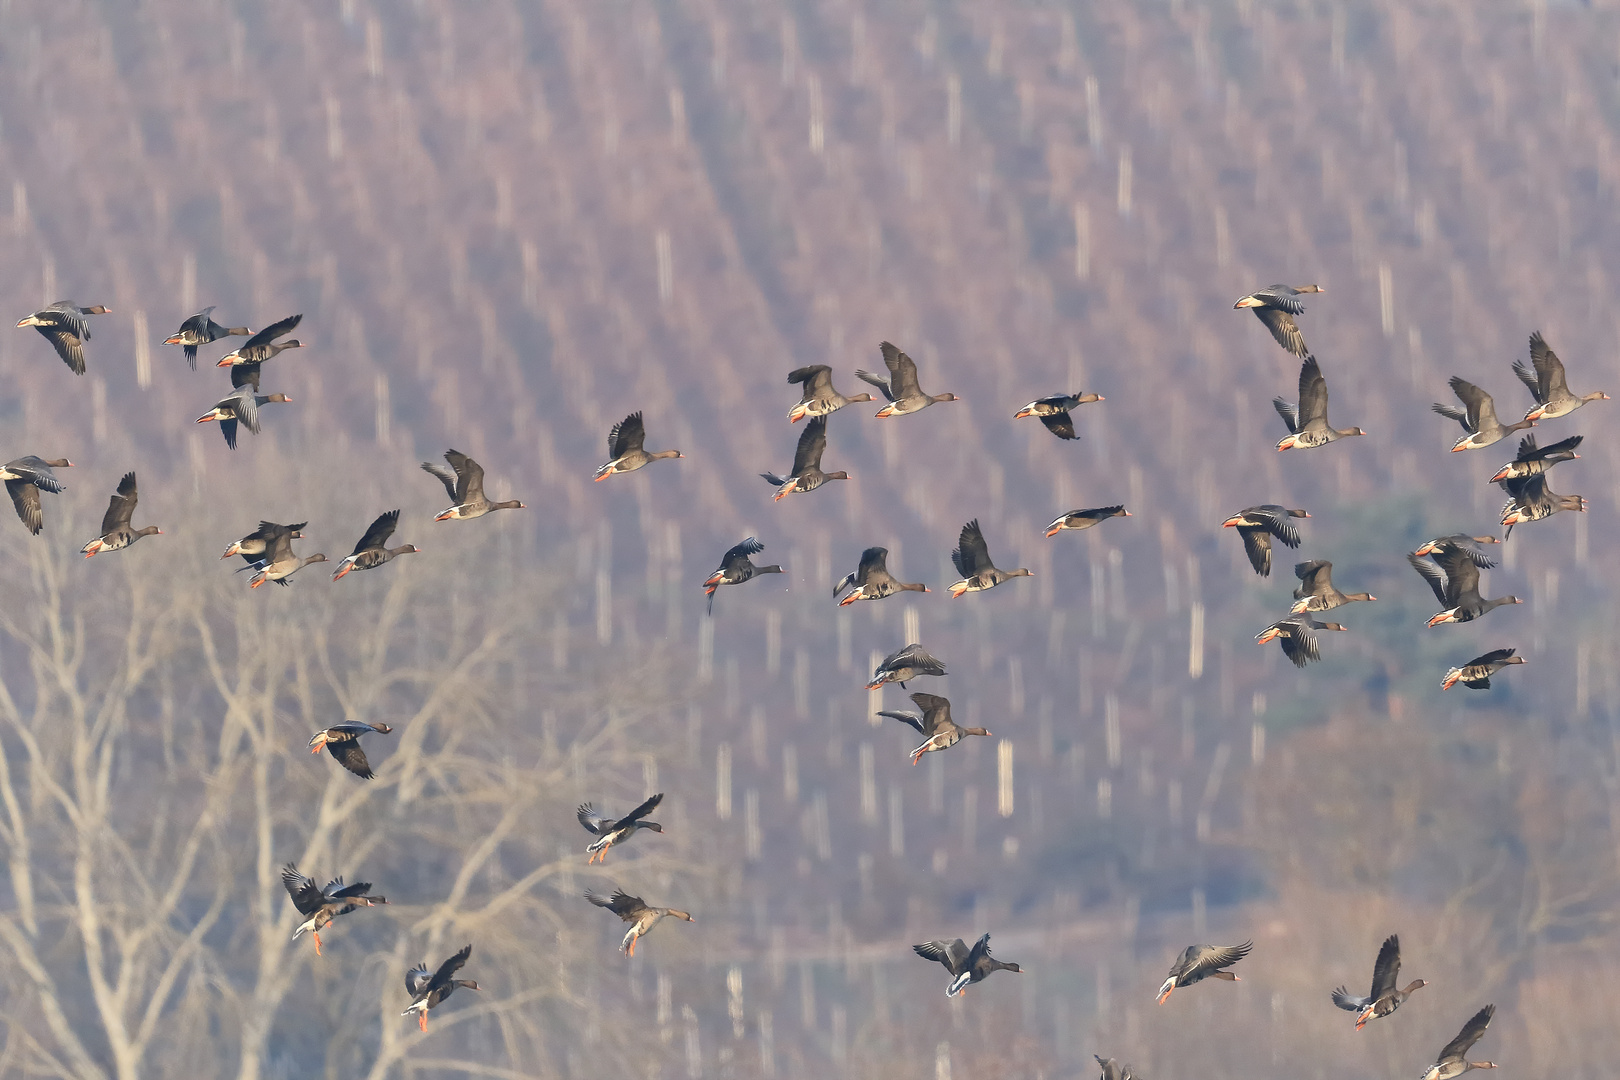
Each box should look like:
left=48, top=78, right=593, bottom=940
left=5, top=284, right=1587, bottom=1068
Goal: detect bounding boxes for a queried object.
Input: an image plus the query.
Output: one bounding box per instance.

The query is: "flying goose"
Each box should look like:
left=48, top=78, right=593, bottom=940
left=947, top=519, right=1032, bottom=597
left=585, top=890, right=693, bottom=957
left=1222, top=505, right=1308, bottom=577
left=1515, top=331, right=1607, bottom=421
left=834, top=547, right=928, bottom=605
left=595, top=412, right=682, bottom=479
left=856, top=341, right=958, bottom=417
left=912, top=933, right=1023, bottom=996
left=402, top=945, right=479, bottom=1032
left=881, top=692, right=990, bottom=765
left=1433, top=376, right=1535, bottom=452
left=81, top=472, right=161, bottom=556
left=1156, top=941, right=1252, bottom=1003
left=1234, top=284, right=1321, bottom=357
left=164, top=307, right=251, bottom=369
left=786, top=365, right=874, bottom=422
left=1274, top=356, right=1365, bottom=450
left=1, top=456, right=71, bottom=535
left=17, top=302, right=110, bottom=374
left=423, top=450, right=526, bottom=519
left=703, top=538, right=783, bottom=614
left=1442, top=649, right=1524, bottom=691
left=1014, top=391, right=1103, bottom=440
left=1331, top=934, right=1426, bottom=1029
left=761, top=416, right=849, bottom=500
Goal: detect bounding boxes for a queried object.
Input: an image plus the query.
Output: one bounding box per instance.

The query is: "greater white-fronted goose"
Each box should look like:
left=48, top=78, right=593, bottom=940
left=1095, top=1057, right=1137, bottom=1080
left=196, top=377, right=292, bottom=450
left=1331, top=934, right=1426, bottom=1029
left=332, top=510, right=418, bottom=579
left=577, top=793, right=664, bottom=863
left=786, top=365, right=874, bottom=422
left=17, top=302, right=109, bottom=374
left=1156, top=941, right=1251, bottom=1003
left=1222, top=505, right=1308, bottom=577
left=856, top=342, right=959, bottom=417
left=423, top=450, right=525, bottom=520
left=1234, top=284, right=1321, bottom=357
left=761, top=416, right=849, bottom=500
left=834, top=546, right=928, bottom=605
left=403, top=945, right=479, bottom=1032
left=1443, top=648, right=1523, bottom=691
left=1515, top=331, right=1607, bottom=421
left=1255, top=615, right=1346, bottom=667
left=1046, top=505, right=1129, bottom=537
left=1408, top=550, right=1520, bottom=627
left=1274, top=356, right=1365, bottom=450
left=1412, top=535, right=1499, bottom=566
left=1290, top=560, right=1375, bottom=614
left=1420, top=1005, right=1496, bottom=1080
left=1499, top=472, right=1584, bottom=531
left=1433, top=376, right=1535, bottom=452
left=595, top=412, right=682, bottom=480
left=222, top=521, right=306, bottom=563
left=913, top=933, right=1023, bottom=996
left=948, top=519, right=1032, bottom=597
left=248, top=530, right=326, bottom=588
left=866, top=643, right=947, bottom=690
left=81, top=472, right=160, bottom=556
left=881, top=691, right=990, bottom=765
left=1490, top=433, right=1581, bottom=483
left=1, top=456, right=71, bottom=535
left=164, top=307, right=250, bottom=370
left=585, top=889, right=693, bottom=957
left=703, top=538, right=782, bottom=614
left=281, top=863, right=387, bottom=956
left=310, top=721, right=393, bottom=779
left=216, top=313, right=303, bottom=367
left=1015, top=391, right=1103, bottom=440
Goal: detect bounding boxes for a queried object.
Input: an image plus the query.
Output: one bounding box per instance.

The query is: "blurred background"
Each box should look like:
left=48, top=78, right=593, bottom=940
left=0, top=0, right=1615, bottom=1077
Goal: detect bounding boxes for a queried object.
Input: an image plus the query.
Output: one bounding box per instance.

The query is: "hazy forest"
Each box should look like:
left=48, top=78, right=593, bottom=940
left=0, top=0, right=1615, bottom=1077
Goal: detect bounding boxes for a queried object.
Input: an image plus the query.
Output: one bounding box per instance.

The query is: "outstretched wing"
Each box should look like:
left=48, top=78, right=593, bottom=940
left=101, top=472, right=138, bottom=535
left=241, top=312, right=303, bottom=351
left=879, top=711, right=925, bottom=734
left=405, top=963, right=433, bottom=997
left=1254, top=306, right=1308, bottom=357
left=445, top=451, right=485, bottom=504
left=609, top=413, right=646, bottom=459
left=230, top=361, right=263, bottom=392
left=1407, top=554, right=1449, bottom=605
left=791, top=417, right=828, bottom=475
left=913, top=938, right=971, bottom=974
left=281, top=864, right=324, bottom=916
left=614, top=792, right=664, bottom=828
left=351, top=510, right=400, bottom=556
left=787, top=365, right=832, bottom=392
left=1436, top=1005, right=1494, bottom=1064
left=856, top=547, right=889, bottom=583
left=427, top=944, right=473, bottom=993
left=1183, top=941, right=1252, bottom=978
left=1296, top=356, right=1328, bottom=426
left=1529, top=331, right=1569, bottom=398
left=587, top=890, right=647, bottom=921
left=421, top=460, right=459, bottom=502
left=909, top=693, right=952, bottom=733
left=1039, top=410, right=1077, bottom=439
left=880, top=341, right=922, bottom=398
left=1368, top=934, right=1401, bottom=999
left=1469, top=648, right=1516, bottom=667
left=577, top=803, right=611, bottom=836
left=326, top=740, right=376, bottom=780
left=722, top=537, right=766, bottom=572
left=952, top=520, right=990, bottom=578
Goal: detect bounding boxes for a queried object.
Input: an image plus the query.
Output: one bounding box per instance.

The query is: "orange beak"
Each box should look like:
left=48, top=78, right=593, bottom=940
left=163, top=335, right=183, bottom=345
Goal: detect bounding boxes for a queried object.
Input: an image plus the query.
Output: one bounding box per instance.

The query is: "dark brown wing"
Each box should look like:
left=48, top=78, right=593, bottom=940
left=445, top=451, right=484, bottom=504
left=1433, top=547, right=1479, bottom=606
left=1529, top=332, right=1569, bottom=398
left=230, top=361, right=263, bottom=392
left=879, top=711, right=926, bottom=734
left=426, top=944, right=473, bottom=994
left=791, top=417, right=828, bottom=474
left=1238, top=527, right=1274, bottom=577
left=1182, top=941, right=1252, bottom=978
left=1368, top=934, right=1400, bottom=999
left=281, top=864, right=325, bottom=916
left=913, top=938, right=972, bottom=974
left=351, top=510, right=400, bottom=557
left=101, top=472, right=138, bottom=535
left=613, top=792, right=665, bottom=828
left=7, top=480, right=42, bottom=534
left=1296, top=357, right=1328, bottom=426
left=326, top=740, right=375, bottom=780
left=609, top=413, right=646, bottom=459
left=880, top=341, right=922, bottom=398
left=1254, top=306, right=1308, bottom=357
left=1469, top=648, right=1516, bottom=667
left=588, top=889, right=649, bottom=921
left=240, top=313, right=303, bottom=351
left=909, top=692, right=952, bottom=734
left=37, top=324, right=86, bottom=374
left=1447, top=377, right=1497, bottom=432
left=1039, top=411, right=1077, bottom=439
left=721, top=538, right=765, bottom=573
left=856, top=547, right=889, bottom=583
left=787, top=365, right=832, bottom=393
left=952, top=520, right=991, bottom=578
left=1293, top=560, right=1331, bottom=598
left=1436, top=1005, right=1494, bottom=1065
